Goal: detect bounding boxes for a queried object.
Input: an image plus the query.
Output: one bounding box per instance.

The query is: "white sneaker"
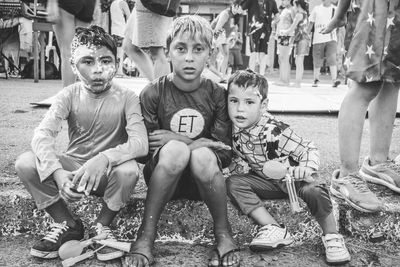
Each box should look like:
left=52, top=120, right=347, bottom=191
left=89, top=223, right=124, bottom=261
left=322, top=233, right=351, bottom=264
left=249, top=224, right=293, bottom=252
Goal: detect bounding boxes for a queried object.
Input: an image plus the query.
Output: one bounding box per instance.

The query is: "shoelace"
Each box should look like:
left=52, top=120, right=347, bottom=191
left=94, top=224, right=116, bottom=240
left=324, top=235, right=344, bottom=250
left=255, top=225, right=283, bottom=239
left=346, top=174, right=371, bottom=193
left=43, top=222, right=69, bottom=243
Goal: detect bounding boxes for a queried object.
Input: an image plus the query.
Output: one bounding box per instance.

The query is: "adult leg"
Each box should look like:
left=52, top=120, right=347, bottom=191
left=248, top=52, right=257, bottom=72
left=116, top=46, right=125, bottom=75
left=149, top=46, right=170, bottom=79
left=123, top=37, right=155, bottom=81
left=126, top=141, right=190, bottom=267
left=53, top=9, right=88, bottom=87
left=338, top=81, right=381, bottom=176
left=278, top=45, right=290, bottom=84
left=368, top=82, right=400, bottom=164
left=295, top=55, right=304, bottom=87
left=259, top=52, right=268, bottom=76
left=190, top=147, right=238, bottom=266
left=219, top=44, right=229, bottom=77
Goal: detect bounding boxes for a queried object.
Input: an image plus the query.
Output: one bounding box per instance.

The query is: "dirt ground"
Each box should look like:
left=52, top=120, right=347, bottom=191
left=1, top=78, right=400, bottom=266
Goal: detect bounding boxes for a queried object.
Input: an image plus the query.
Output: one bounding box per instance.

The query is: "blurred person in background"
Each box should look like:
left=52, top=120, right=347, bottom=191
left=123, top=0, right=174, bottom=81
left=280, top=0, right=310, bottom=87
left=275, top=0, right=294, bottom=86
left=46, top=0, right=97, bottom=87
left=110, top=0, right=131, bottom=76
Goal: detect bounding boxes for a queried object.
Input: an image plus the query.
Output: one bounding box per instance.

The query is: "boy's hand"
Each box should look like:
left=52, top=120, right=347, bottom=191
left=288, top=166, right=315, bottom=183
left=149, top=129, right=181, bottom=153
left=188, top=138, right=231, bottom=151
left=53, top=169, right=83, bottom=202
left=72, top=154, right=108, bottom=196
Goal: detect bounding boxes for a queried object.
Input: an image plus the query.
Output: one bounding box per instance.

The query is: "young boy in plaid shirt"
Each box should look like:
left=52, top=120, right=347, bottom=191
left=226, top=70, right=350, bottom=264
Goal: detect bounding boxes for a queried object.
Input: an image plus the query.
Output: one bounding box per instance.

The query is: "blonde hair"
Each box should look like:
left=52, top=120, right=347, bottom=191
left=166, top=15, right=213, bottom=51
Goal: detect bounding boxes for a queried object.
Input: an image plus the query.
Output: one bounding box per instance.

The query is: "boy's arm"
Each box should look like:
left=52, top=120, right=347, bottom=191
left=31, top=89, right=71, bottom=182
left=140, top=83, right=192, bottom=153
left=99, top=92, right=149, bottom=168
left=277, top=127, right=320, bottom=171
left=307, top=7, right=316, bottom=34
left=207, top=87, right=232, bottom=166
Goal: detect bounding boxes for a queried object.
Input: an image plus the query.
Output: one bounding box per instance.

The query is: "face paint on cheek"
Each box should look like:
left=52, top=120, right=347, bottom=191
left=99, top=64, right=116, bottom=81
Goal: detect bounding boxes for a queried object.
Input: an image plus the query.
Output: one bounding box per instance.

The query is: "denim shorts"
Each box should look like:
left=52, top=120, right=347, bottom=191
left=312, top=40, right=337, bottom=68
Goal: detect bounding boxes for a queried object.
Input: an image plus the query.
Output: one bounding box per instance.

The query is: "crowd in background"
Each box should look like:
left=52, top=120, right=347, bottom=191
left=1, top=0, right=350, bottom=88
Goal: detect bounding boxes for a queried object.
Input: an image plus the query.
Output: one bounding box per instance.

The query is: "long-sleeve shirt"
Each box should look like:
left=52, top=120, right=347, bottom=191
left=140, top=75, right=232, bottom=168
left=32, top=82, right=148, bottom=182
left=232, top=112, right=319, bottom=179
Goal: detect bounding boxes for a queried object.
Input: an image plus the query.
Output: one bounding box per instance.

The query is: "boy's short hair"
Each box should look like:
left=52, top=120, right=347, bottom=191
left=166, top=15, right=213, bottom=51
left=71, top=25, right=118, bottom=63
left=227, top=69, right=269, bottom=101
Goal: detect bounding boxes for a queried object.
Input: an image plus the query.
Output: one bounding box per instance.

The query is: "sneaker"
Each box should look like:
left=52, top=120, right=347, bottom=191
left=30, top=220, right=84, bottom=259
left=330, top=169, right=382, bottom=213
left=332, top=80, right=341, bottom=87
left=322, top=233, right=351, bottom=264
left=359, top=158, right=400, bottom=193
left=249, top=224, right=294, bottom=252
left=312, top=79, right=319, bottom=87
left=89, top=223, right=124, bottom=261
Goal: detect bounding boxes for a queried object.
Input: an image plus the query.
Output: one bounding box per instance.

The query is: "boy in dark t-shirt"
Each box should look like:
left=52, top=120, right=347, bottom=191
left=125, top=15, right=240, bottom=267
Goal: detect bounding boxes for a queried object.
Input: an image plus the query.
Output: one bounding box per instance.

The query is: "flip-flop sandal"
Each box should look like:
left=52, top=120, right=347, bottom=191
left=208, top=248, right=221, bottom=267
left=125, top=251, right=155, bottom=266
left=220, top=248, right=241, bottom=267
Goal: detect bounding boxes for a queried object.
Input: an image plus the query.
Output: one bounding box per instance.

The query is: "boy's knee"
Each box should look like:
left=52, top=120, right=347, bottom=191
left=158, top=140, right=190, bottom=171
left=15, top=151, right=37, bottom=180
left=226, top=175, right=244, bottom=197
left=112, top=161, right=140, bottom=186
left=190, top=147, right=218, bottom=172
left=301, top=182, right=328, bottom=200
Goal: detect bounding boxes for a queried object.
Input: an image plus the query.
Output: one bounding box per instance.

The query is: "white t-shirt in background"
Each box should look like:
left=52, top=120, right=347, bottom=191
left=309, top=4, right=337, bottom=44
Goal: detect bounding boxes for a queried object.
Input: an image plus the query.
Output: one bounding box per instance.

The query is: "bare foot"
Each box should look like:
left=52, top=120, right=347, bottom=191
left=210, top=232, right=240, bottom=267
left=125, top=241, right=154, bottom=267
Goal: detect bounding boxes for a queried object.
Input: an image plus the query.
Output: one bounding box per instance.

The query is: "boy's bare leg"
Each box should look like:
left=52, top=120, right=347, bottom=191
left=249, top=206, right=278, bottom=226
left=126, top=141, right=190, bottom=267
left=190, top=147, right=239, bottom=266
left=338, top=81, right=380, bottom=176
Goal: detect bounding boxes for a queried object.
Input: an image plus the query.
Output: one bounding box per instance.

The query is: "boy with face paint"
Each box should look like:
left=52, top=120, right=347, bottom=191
left=15, top=25, right=148, bottom=261
left=125, top=15, right=240, bottom=267
left=226, top=70, right=350, bottom=264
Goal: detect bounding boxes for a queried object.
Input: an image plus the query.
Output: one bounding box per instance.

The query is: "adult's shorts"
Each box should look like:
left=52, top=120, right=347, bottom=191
left=125, top=0, right=173, bottom=48
left=312, top=40, right=337, bottom=68
left=250, top=30, right=269, bottom=53
left=59, top=0, right=96, bottom=23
